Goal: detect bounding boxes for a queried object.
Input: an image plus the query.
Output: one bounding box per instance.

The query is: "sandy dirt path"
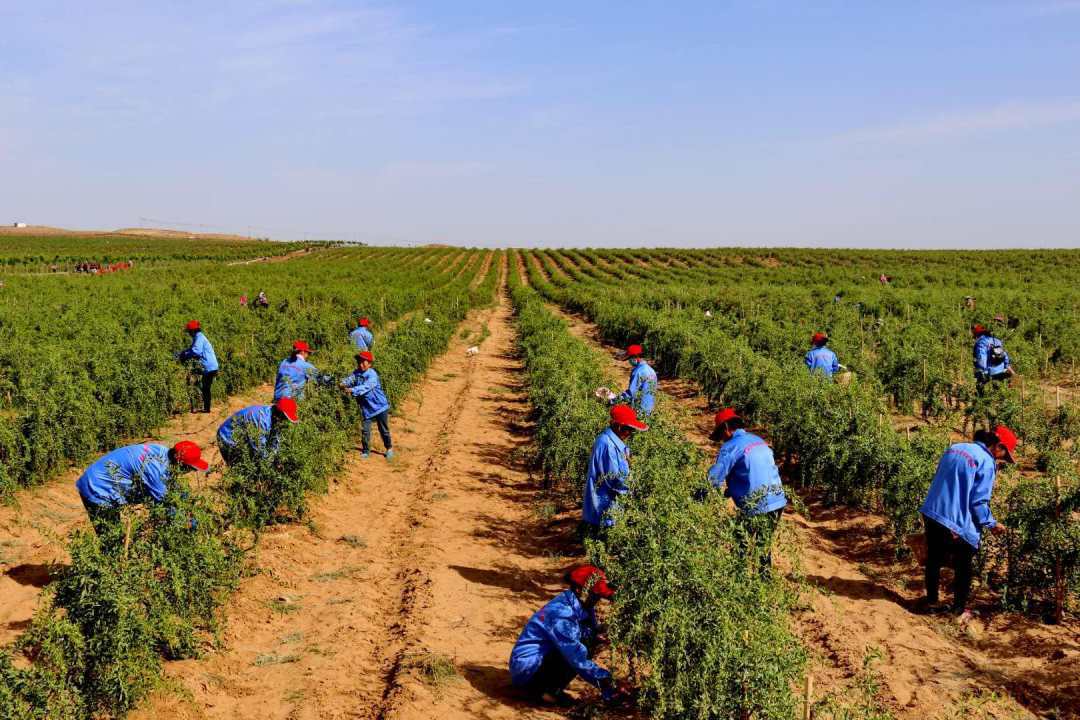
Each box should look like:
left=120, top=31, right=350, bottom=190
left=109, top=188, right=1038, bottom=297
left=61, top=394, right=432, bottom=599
left=524, top=253, right=1078, bottom=719
left=133, top=292, right=577, bottom=720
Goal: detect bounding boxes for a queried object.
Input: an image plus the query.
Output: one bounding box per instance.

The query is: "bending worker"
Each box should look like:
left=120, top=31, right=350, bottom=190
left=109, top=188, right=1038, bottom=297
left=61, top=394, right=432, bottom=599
left=704, top=408, right=788, bottom=571
left=919, top=426, right=1015, bottom=621
left=176, top=320, right=219, bottom=413
left=971, top=323, right=1014, bottom=389
left=582, top=404, right=648, bottom=541
left=614, top=344, right=657, bottom=416
left=350, top=317, right=374, bottom=351
left=217, top=397, right=299, bottom=466
left=274, top=341, right=320, bottom=400
left=75, top=441, right=209, bottom=533
left=341, top=351, right=393, bottom=459
left=510, top=565, right=626, bottom=706
left=805, top=332, right=840, bottom=378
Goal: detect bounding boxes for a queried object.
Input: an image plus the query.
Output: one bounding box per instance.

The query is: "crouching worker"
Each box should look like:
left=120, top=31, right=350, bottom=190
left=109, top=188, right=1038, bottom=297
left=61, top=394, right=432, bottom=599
left=510, top=565, right=627, bottom=706
left=75, top=441, right=209, bottom=534
left=274, top=341, right=320, bottom=401
left=918, top=426, right=1015, bottom=621
left=341, top=351, right=393, bottom=459
left=703, top=408, right=788, bottom=573
left=805, top=332, right=840, bottom=378
left=581, top=404, right=648, bottom=542
left=217, top=397, right=299, bottom=466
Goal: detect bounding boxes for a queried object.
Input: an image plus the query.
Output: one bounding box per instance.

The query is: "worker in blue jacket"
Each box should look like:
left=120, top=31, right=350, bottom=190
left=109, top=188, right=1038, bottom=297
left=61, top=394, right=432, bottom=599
left=75, top=440, right=209, bottom=533
left=805, top=332, right=840, bottom=378
left=217, top=397, right=299, bottom=466
left=350, top=317, right=374, bottom=351
left=613, top=344, right=657, bottom=415
left=274, top=340, right=321, bottom=401
left=341, top=351, right=393, bottom=459
left=919, top=426, right=1016, bottom=618
left=971, top=324, right=1014, bottom=390
left=510, top=565, right=627, bottom=706
left=176, top=320, right=219, bottom=413
left=581, top=404, right=648, bottom=540
left=704, top=408, right=788, bottom=572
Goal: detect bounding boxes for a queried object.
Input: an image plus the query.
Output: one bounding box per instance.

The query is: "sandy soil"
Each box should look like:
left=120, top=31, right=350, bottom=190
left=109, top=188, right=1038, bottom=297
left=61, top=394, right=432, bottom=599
left=540, top=296, right=1080, bottom=719
left=131, top=292, right=591, bottom=720
left=0, top=384, right=278, bottom=645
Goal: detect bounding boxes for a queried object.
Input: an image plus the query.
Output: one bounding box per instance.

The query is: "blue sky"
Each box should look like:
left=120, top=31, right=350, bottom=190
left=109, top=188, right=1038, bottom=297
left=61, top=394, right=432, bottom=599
left=1, top=0, right=1078, bottom=247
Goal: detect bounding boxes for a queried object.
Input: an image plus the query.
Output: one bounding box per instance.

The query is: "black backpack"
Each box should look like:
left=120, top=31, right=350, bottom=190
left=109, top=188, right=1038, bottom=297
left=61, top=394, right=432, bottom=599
left=988, top=337, right=1007, bottom=366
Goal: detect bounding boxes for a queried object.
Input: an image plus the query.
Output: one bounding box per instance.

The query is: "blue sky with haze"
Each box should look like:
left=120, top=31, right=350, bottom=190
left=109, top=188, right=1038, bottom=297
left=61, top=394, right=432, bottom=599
left=2, top=1, right=1078, bottom=247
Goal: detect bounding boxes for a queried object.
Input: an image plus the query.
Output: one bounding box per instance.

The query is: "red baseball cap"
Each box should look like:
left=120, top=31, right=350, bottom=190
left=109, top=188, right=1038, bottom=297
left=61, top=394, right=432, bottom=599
left=992, top=425, right=1018, bottom=463
left=714, top=407, right=740, bottom=426
left=811, top=332, right=828, bottom=345
left=172, top=440, right=209, bottom=471
left=292, top=340, right=311, bottom=353
left=356, top=351, right=374, bottom=363
left=625, top=344, right=644, bottom=358
left=185, top=320, right=201, bottom=331
left=971, top=323, right=986, bottom=336
left=274, top=397, right=299, bottom=423
left=567, top=564, right=615, bottom=599
left=358, top=317, right=370, bottom=327
left=610, top=404, right=648, bottom=431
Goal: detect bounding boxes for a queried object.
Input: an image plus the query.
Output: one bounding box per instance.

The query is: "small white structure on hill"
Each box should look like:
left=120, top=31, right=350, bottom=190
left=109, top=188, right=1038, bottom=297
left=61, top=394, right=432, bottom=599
left=12, top=222, right=28, bottom=228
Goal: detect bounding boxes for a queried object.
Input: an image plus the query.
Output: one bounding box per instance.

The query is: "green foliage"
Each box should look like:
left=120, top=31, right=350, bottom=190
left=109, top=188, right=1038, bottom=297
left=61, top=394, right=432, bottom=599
left=510, top=263, right=804, bottom=719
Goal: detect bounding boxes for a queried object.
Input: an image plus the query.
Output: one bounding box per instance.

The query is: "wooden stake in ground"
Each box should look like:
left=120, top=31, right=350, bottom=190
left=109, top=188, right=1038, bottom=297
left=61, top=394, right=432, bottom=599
left=804, top=673, right=814, bottom=720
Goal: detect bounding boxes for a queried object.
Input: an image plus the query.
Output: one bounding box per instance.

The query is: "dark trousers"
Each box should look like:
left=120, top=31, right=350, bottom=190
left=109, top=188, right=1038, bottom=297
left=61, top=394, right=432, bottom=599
left=520, top=652, right=578, bottom=698
left=81, top=496, right=121, bottom=536
left=737, top=508, right=783, bottom=575
left=200, top=370, right=218, bottom=412
left=924, top=516, right=976, bottom=612
left=975, top=372, right=1008, bottom=395
left=361, top=410, right=392, bottom=453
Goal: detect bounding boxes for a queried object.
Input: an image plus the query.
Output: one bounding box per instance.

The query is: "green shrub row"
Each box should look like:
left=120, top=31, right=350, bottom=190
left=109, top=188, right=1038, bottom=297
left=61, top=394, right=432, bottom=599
left=509, top=257, right=804, bottom=719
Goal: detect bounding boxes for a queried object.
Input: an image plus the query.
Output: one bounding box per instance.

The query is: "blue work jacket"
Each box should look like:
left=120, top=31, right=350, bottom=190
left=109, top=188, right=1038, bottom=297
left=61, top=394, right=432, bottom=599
left=920, top=442, right=998, bottom=549
left=618, top=361, right=657, bottom=416
left=708, top=429, right=788, bottom=516
left=509, top=589, right=610, bottom=689
left=217, top=405, right=278, bottom=455
left=805, top=347, right=840, bottom=377
left=973, top=335, right=1010, bottom=377
left=178, top=331, right=219, bottom=372
left=342, top=367, right=390, bottom=419
left=274, top=356, right=319, bottom=400
left=350, top=327, right=374, bottom=351
left=76, top=443, right=172, bottom=507
left=582, top=428, right=630, bottom=527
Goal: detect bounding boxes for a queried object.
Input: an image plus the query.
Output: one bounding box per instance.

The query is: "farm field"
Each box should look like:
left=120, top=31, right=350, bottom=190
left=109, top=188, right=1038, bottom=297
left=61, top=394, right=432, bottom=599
left=0, top=235, right=1078, bottom=720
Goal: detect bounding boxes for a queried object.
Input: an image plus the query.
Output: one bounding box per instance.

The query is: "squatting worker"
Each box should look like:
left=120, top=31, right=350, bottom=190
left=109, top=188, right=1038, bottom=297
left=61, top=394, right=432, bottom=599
left=704, top=408, right=788, bottom=572
left=510, top=565, right=627, bottom=706
left=805, top=332, right=840, bottom=378
left=216, top=397, right=299, bottom=466
left=176, top=320, right=219, bottom=413
left=971, top=323, right=1014, bottom=390
left=581, top=404, right=648, bottom=541
left=341, top=351, right=393, bottom=459
left=75, top=441, right=209, bottom=533
left=274, top=340, right=320, bottom=401
left=919, top=426, right=1015, bottom=620
left=614, top=344, right=657, bottom=416
left=350, top=317, right=374, bottom=351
